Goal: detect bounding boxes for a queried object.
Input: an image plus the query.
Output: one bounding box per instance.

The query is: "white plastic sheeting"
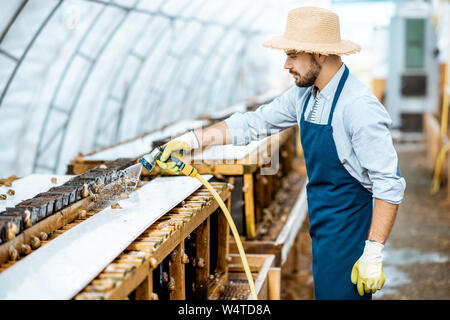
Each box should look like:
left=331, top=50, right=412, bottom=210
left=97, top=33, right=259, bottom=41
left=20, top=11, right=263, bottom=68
left=0, top=0, right=288, bottom=177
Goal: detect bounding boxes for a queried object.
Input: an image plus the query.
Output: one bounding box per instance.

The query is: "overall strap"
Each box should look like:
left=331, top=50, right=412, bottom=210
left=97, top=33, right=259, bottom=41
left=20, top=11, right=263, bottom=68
left=327, top=65, right=349, bottom=126
left=301, top=89, right=313, bottom=120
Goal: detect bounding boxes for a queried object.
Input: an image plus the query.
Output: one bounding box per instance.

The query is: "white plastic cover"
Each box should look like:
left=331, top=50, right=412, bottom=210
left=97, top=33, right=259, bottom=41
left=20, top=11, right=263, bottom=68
left=0, top=0, right=288, bottom=177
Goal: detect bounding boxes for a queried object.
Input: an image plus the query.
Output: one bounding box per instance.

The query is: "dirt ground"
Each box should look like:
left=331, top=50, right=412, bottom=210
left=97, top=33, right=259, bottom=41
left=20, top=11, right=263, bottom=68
left=280, top=142, right=450, bottom=300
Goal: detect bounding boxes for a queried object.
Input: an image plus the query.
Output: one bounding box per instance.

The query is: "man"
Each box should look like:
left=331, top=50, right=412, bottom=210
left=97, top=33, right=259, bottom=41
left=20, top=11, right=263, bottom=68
left=157, top=7, right=406, bottom=300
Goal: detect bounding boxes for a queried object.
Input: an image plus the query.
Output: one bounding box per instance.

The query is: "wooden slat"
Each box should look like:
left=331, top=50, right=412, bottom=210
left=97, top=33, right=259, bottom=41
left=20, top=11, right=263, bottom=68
left=146, top=188, right=229, bottom=266
left=75, top=185, right=230, bottom=300
left=103, top=259, right=150, bottom=300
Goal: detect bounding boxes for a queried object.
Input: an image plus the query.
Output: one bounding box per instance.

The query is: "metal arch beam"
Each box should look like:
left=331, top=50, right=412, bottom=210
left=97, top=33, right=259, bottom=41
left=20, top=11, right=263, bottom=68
left=225, top=50, right=253, bottom=107
left=82, top=0, right=253, bottom=34
left=36, top=0, right=163, bottom=172
left=28, top=0, right=174, bottom=171
left=33, top=3, right=110, bottom=172
left=172, top=31, right=232, bottom=118
left=225, top=12, right=275, bottom=103
left=229, top=10, right=274, bottom=101
left=0, top=48, right=19, bottom=62
left=0, top=0, right=62, bottom=108
left=137, top=5, right=256, bottom=132
left=132, top=21, right=185, bottom=134
left=91, top=15, right=154, bottom=149
left=160, top=1, right=253, bottom=121
left=92, top=30, right=168, bottom=149
left=141, top=1, right=267, bottom=123
left=50, top=10, right=133, bottom=173
left=177, top=37, right=260, bottom=118
left=218, top=39, right=254, bottom=108
left=26, top=0, right=271, bottom=173
left=128, top=28, right=195, bottom=132
left=93, top=0, right=198, bottom=149
left=111, top=29, right=174, bottom=140
left=122, top=0, right=209, bottom=135
left=203, top=37, right=248, bottom=110
left=0, top=0, right=28, bottom=45
left=137, top=1, right=233, bottom=133
left=174, top=4, right=265, bottom=118
left=208, top=23, right=262, bottom=106
left=205, top=42, right=250, bottom=111
left=34, top=1, right=140, bottom=172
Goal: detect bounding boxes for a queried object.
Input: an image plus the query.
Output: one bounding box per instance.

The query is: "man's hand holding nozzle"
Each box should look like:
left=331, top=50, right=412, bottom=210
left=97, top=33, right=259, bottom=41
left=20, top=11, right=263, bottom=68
left=155, top=131, right=200, bottom=174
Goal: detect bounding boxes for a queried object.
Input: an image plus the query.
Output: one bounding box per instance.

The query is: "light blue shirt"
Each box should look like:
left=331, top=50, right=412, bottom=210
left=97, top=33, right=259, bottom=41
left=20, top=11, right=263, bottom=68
left=225, top=64, right=406, bottom=204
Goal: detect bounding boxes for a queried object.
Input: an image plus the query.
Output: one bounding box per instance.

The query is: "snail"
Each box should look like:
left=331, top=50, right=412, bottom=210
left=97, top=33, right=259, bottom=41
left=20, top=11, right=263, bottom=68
left=167, top=277, right=175, bottom=291
left=31, top=236, right=41, bottom=249
left=7, top=222, right=18, bottom=240
left=78, top=210, right=87, bottom=219
left=181, top=252, right=189, bottom=264
left=23, top=209, right=32, bottom=228
left=82, top=184, right=89, bottom=198
left=9, top=246, right=18, bottom=261
left=39, top=231, right=48, bottom=241
left=149, top=257, right=158, bottom=269
left=111, top=202, right=122, bottom=209
left=197, top=258, right=205, bottom=269
left=21, top=244, right=32, bottom=255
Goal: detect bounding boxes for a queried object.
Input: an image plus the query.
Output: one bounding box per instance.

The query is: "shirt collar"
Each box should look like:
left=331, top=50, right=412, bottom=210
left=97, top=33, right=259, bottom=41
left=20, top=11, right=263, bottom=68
left=313, top=63, right=346, bottom=101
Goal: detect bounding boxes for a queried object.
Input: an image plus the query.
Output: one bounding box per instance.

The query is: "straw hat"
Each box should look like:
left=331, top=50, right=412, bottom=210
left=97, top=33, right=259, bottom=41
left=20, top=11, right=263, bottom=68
left=263, top=7, right=360, bottom=56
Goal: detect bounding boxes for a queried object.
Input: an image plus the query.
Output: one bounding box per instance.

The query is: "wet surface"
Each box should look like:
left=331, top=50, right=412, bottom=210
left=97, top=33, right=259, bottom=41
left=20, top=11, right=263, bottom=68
left=281, top=143, right=450, bottom=300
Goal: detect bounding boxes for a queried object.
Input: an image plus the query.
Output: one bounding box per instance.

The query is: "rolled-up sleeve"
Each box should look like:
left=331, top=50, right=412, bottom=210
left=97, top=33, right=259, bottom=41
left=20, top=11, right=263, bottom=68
left=345, top=95, right=406, bottom=204
left=224, top=86, right=299, bottom=145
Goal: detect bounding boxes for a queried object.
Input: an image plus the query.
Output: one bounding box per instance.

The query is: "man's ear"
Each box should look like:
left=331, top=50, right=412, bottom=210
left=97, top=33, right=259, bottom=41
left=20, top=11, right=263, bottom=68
left=313, top=53, right=327, bottom=64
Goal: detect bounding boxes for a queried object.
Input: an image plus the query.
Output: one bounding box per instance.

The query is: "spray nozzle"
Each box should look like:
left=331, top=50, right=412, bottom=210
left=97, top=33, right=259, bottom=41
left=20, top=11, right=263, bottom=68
left=139, top=146, right=186, bottom=173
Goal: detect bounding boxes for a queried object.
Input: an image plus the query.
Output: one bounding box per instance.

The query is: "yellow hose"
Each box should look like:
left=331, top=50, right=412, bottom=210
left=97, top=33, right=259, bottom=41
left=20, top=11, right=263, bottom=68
left=196, top=174, right=258, bottom=300
left=429, top=64, right=449, bottom=195
left=179, top=163, right=258, bottom=300
left=440, top=64, right=448, bottom=137
left=430, top=142, right=450, bottom=195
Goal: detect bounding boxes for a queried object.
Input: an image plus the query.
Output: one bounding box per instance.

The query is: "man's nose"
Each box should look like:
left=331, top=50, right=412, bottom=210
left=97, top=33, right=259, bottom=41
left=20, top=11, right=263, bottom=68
left=284, top=57, right=292, bottom=70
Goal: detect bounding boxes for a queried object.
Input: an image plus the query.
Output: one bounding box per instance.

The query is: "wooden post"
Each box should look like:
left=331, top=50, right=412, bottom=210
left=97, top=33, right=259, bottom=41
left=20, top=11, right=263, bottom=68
left=263, top=175, right=273, bottom=208
left=243, top=172, right=255, bottom=239
left=292, top=232, right=301, bottom=274
left=169, top=242, right=186, bottom=300
left=254, top=172, right=265, bottom=225
left=216, top=199, right=230, bottom=275
left=267, top=267, right=281, bottom=300
left=283, top=134, right=294, bottom=174
left=135, top=270, right=153, bottom=300
left=448, top=148, right=450, bottom=201
left=195, top=217, right=210, bottom=299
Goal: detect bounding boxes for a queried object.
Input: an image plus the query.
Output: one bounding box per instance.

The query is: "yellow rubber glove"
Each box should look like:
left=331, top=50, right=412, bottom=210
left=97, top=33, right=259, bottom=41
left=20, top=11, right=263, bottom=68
left=351, top=240, right=386, bottom=296
left=155, top=158, right=181, bottom=174
left=156, top=131, right=200, bottom=174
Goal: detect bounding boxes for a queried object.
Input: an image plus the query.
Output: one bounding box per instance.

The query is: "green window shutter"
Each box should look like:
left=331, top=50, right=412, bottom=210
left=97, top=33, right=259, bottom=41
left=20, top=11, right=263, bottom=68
left=405, top=18, right=425, bottom=69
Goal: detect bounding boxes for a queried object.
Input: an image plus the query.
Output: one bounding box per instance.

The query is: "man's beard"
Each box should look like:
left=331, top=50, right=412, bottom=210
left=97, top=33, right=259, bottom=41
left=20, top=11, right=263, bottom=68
left=290, top=60, right=321, bottom=88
